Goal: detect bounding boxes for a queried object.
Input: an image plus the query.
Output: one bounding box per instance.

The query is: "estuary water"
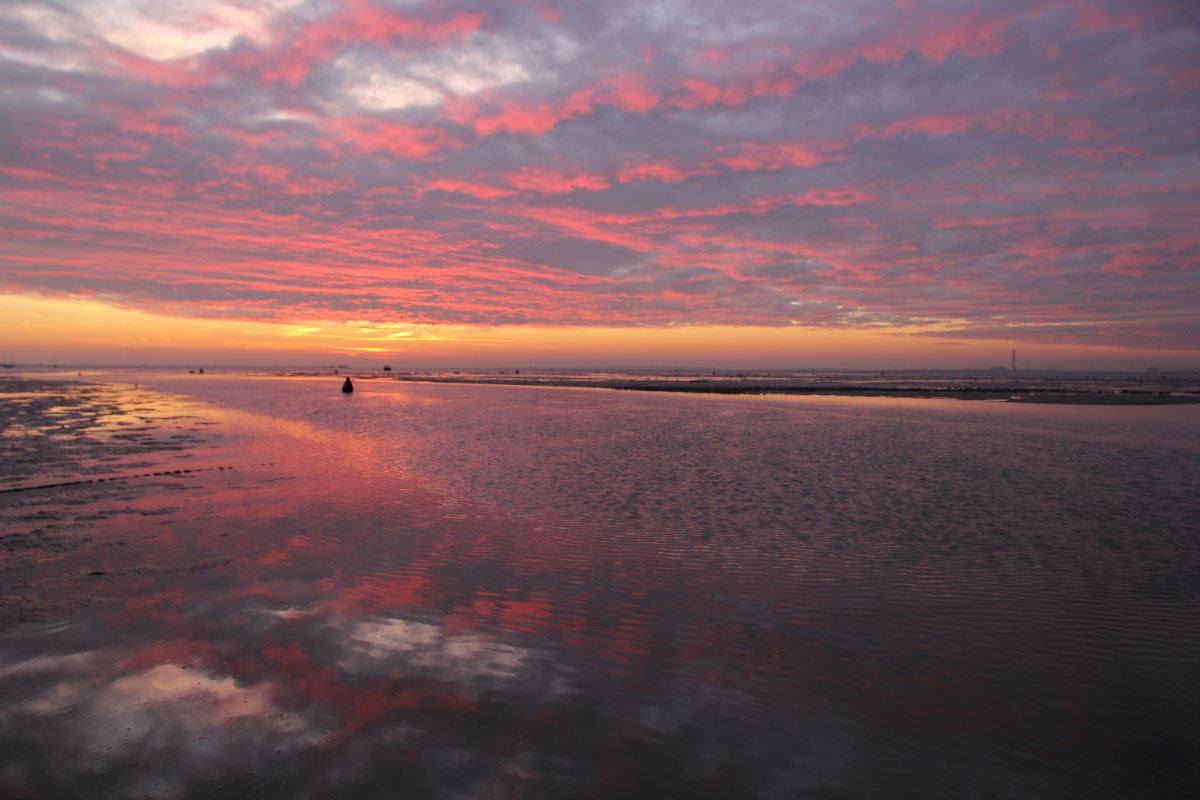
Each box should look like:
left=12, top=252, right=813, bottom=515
left=1, top=372, right=1198, bottom=798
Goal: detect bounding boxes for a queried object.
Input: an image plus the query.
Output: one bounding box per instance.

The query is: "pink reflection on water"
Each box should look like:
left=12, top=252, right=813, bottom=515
left=1, top=374, right=1198, bottom=797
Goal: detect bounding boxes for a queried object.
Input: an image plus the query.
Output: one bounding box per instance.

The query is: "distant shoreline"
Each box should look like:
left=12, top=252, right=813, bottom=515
left=9, top=370, right=1194, bottom=406
left=378, top=375, right=1200, bottom=405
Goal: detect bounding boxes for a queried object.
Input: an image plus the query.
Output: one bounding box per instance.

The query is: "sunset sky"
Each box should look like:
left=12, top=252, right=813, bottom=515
left=1, top=0, right=1197, bottom=368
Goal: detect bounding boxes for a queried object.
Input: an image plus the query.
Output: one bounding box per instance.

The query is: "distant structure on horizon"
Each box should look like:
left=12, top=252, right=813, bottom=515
left=1012, top=349, right=1017, bottom=372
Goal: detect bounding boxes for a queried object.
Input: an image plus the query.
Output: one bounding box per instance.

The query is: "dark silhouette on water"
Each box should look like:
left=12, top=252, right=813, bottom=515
left=342, top=377, right=354, bottom=393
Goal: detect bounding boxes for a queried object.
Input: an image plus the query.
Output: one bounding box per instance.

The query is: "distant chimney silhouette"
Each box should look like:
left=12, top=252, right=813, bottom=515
left=1011, top=349, right=1016, bottom=372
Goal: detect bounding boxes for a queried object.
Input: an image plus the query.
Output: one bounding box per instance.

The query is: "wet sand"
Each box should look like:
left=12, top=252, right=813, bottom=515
left=0, top=377, right=262, bottom=631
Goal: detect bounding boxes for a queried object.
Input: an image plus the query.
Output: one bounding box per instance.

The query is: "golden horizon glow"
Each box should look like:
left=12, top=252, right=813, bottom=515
left=1, top=294, right=1194, bottom=370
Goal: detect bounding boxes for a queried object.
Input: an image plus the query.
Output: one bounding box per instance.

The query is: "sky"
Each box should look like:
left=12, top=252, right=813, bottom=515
left=0, top=0, right=1198, bottom=368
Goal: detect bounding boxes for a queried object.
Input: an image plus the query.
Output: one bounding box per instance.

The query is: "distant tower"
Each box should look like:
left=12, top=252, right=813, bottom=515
left=1011, top=349, right=1016, bottom=372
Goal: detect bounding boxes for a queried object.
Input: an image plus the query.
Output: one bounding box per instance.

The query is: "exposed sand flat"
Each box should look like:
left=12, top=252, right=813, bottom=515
left=0, top=378, right=213, bottom=489
left=0, top=377, right=240, bottom=630
left=366, top=371, right=1200, bottom=404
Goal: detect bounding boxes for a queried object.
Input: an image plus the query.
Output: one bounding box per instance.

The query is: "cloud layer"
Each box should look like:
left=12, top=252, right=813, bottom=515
left=1, top=0, right=1198, bottom=348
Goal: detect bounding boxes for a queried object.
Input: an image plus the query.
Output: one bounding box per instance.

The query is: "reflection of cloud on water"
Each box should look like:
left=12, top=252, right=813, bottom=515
left=337, top=615, right=534, bottom=687
left=0, top=655, right=327, bottom=799
left=252, top=604, right=317, bottom=621
left=80, top=664, right=314, bottom=754
left=0, top=609, right=837, bottom=797
left=0, top=650, right=100, bottom=681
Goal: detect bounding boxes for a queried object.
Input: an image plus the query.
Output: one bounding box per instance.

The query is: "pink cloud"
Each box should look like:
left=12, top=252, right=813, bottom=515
left=505, top=167, right=612, bottom=194
left=717, top=142, right=832, bottom=172
left=262, top=2, right=486, bottom=86
left=322, top=117, right=460, bottom=159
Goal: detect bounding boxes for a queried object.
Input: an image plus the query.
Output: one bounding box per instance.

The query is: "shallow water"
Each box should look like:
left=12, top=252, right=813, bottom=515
left=2, top=373, right=1198, bottom=798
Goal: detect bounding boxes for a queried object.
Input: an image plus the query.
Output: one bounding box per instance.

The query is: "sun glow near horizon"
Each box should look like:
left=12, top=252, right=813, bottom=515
left=1, top=294, right=1191, bottom=371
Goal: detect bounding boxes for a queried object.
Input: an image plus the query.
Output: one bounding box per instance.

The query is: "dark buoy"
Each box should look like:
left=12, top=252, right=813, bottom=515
left=342, top=377, right=354, bottom=394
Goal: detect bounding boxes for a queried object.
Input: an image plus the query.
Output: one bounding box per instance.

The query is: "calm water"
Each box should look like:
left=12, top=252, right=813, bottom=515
left=1, top=373, right=1198, bottom=798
